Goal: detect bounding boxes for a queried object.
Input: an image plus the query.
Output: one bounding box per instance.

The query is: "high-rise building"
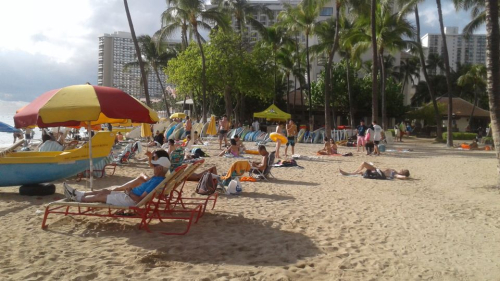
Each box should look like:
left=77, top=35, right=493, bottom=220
left=421, top=27, right=487, bottom=75
left=97, top=31, right=166, bottom=99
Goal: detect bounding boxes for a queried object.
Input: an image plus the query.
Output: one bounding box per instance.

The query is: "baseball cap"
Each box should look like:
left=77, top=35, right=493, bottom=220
left=151, top=157, right=171, bottom=168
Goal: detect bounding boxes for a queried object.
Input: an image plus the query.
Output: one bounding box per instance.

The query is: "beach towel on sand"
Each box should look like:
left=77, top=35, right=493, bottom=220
left=220, top=161, right=251, bottom=186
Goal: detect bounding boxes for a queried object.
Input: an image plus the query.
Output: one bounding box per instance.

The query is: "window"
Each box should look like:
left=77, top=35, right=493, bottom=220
left=320, top=7, right=333, bottom=16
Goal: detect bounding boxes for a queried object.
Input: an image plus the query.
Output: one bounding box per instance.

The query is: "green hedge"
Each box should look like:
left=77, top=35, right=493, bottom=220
left=483, top=137, right=493, bottom=144
left=387, top=129, right=395, bottom=137
left=442, top=132, right=477, bottom=140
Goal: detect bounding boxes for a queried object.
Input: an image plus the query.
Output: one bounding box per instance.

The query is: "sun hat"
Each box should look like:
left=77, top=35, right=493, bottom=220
left=151, top=157, right=171, bottom=168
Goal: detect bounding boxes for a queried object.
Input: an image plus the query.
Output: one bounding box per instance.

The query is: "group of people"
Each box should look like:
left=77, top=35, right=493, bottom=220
left=273, top=119, right=297, bottom=158
left=356, top=120, right=383, bottom=156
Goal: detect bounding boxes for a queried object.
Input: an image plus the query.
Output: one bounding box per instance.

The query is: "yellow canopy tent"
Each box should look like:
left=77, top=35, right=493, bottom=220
left=253, top=104, right=291, bottom=121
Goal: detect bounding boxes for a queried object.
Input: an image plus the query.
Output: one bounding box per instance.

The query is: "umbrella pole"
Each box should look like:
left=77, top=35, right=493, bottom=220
left=88, top=123, right=94, bottom=191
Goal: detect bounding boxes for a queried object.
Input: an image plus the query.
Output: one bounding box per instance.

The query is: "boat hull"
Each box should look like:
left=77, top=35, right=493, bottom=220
left=0, top=132, right=115, bottom=187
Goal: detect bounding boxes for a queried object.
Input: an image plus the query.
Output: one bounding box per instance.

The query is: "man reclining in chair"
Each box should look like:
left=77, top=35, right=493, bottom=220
left=63, top=150, right=171, bottom=206
left=251, top=145, right=269, bottom=173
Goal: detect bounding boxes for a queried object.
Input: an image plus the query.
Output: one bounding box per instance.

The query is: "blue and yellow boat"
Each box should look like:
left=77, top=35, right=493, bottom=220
left=0, top=132, right=115, bottom=187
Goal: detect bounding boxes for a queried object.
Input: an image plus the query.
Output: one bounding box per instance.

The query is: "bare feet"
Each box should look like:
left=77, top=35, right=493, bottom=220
left=339, top=169, right=349, bottom=176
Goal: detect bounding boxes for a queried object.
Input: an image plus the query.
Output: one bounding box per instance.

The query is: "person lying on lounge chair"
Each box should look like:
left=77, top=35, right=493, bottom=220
left=339, top=162, right=410, bottom=180
left=251, top=145, right=269, bottom=173
left=63, top=151, right=171, bottom=206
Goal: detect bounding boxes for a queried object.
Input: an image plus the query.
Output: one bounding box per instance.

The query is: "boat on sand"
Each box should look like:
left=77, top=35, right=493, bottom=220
left=0, top=132, right=115, bottom=187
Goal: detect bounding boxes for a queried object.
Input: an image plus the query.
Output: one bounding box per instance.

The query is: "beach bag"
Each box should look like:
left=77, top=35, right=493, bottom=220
left=196, top=172, right=218, bottom=195
left=226, top=179, right=242, bottom=195
left=362, top=169, right=386, bottom=180
left=378, top=144, right=386, bottom=152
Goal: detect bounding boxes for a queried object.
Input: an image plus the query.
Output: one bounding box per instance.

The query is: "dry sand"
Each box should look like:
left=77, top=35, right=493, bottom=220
left=0, top=137, right=499, bottom=280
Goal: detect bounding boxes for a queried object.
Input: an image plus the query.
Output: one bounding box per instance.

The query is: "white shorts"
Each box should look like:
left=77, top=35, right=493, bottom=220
left=106, top=191, right=136, bottom=206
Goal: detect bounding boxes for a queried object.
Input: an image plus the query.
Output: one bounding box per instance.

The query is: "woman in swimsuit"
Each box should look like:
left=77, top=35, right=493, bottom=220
left=330, top=139, right=338, bottom=154
left=219, top=138, right=240, bottom=157
left=317, top=137, right=332, bottom=155
left=339, top=162, right=410, bottom=180
left=275, top=123, right=285, bottom=158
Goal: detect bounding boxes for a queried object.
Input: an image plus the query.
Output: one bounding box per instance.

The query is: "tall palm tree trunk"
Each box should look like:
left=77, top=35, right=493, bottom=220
left=485, top=0, right=500, bottom=185
left=324, top=56, right=332, bottom=135
left=287, top=73, right=291, bottom=113
left=306, top=33, right=313, bottom=130
left=415, top=6, right=442, bottom=139
left=274, top=51, right=277, bottom=104
left=153, top=68, right=171, bottom=116
left=295, top=34, right=306, bottom=123
left=371, top=0, right=379, bottom=123
left=194, top=30, right=208, bottom=121
left=469, top=88, right=478, bottom=128
left=379, top=53, right=387, bottom=129
left=436, top=0, right=454, bottom=146
left=346, top=58, right=355, bottom=129
left=124, top=0, right=150, bottom=106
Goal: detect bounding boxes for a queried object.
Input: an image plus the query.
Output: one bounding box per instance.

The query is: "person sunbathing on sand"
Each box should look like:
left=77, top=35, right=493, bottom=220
left=219, top=138, right=240, bottom=157
left=339, top=162, right=410, bottom=180
left=330, top=139, right=338, bottom=154
left=317, top=137, right=332, bottom=155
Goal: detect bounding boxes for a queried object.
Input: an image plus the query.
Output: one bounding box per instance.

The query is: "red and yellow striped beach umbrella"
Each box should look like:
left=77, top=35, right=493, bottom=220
left=14, top=85, right=158, bottom=128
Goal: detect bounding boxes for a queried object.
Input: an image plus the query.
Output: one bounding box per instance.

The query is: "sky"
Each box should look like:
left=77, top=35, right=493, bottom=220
left=0, top=0, right=484, bottom=103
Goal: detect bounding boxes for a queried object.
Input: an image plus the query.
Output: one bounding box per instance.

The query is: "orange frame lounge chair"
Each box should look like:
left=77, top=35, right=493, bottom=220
left=162, top=159, right=219, bottom=216
left=41, top=165, right=187, bottom=234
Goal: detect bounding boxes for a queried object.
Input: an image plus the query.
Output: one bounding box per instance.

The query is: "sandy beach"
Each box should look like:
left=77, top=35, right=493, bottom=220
left=0, top=137, right=499, bottom=280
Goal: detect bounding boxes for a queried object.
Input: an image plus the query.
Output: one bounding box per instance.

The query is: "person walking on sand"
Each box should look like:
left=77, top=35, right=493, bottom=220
left=339, top=162, right=410, bottom=180
left=285, top=119, right=297, bottom=157
left=356, top=120, right=368, bottom=152
left=219, top=115, right=229, bottom=150
left=372, top=121, right=382, bottom=156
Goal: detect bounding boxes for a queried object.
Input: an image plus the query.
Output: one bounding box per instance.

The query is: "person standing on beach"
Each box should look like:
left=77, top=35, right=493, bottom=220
left=219, top=115, right=229, bottom=150
left=274, top=122, right=285, bottom=159
left=372, top=121, right=382, bottom=156
left=356, top=120, right=368, bottom=152
left=285, top=119, right=297, bottom=157
left=184, top=116, right=192, bottom=137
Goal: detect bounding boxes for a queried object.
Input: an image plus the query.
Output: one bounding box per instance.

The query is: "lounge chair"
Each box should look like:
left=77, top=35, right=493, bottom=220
left=113, top=141, right=140, bottom=164
left=41, top=165, right=187, bottom=234
left=161, top=159, right=218, bottom=217
left=220, top=160, right=251, bottom=186
left=249, top=151, right=276, bottom=181
left=76, top=154, right=117, bottom=182
left=169, top=147, right=185, bottom=172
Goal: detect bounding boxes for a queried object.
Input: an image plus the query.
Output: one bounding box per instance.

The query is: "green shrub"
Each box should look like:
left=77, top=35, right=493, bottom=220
left=442, top=132, right=477, bottom=140
left=483, top=137, right=493, bottom=144
left=387, top=129, right=395, bottom=137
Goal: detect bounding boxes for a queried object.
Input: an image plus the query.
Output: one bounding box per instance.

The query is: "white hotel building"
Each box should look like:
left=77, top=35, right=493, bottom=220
left=97, top=31, right=166, bottom=99
left=421, top=26, right=487, bottom=75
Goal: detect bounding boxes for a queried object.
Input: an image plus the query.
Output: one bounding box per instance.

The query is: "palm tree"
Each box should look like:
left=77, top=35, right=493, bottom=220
left=457, top=64, right=486, bottom=128
left=160, top=1, right=190, bottom=51
left=258, top=26, right=292, bottom=103
left=485, top=0, right=500, bottom=185
left=138, top=35, right=178, bottom=115
left=163, top=0, right=229, bottom=121
left=370, top=0, right=378, bottom=124
left=276, top=45, right=295, bottom=112
left=311, top=14, right=341, bottom=134
left=398, top=0, right=444, bottom=139
left=398, top=57, right=420, bottom=96
left=350, top=1, right=414, bottom=128
left=281, top=0, right=327, bottom=129
left=123, top=0, right=150, bottom=106
left=426, top=53, right=445, bottom=75
left=212, top=0, right=272, bottom=41
left=435, top=0, right=454, bottom=146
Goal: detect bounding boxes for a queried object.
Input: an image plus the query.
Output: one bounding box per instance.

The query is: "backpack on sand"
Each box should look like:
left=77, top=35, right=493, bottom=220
left=196, top=172, right=218, bottom=195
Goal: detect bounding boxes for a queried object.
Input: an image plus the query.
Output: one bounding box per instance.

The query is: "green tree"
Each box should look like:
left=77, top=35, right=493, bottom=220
left=398, top=0, right=444, bottom=140
left=125, top=35, right=177, bottom=115
left=435, top=0, right=455, bottom=147
left=162, top=0, right=229, bottom=121
left=457, top=64, right=486, bottom=128
left=350, top=0, right=414, bottom=128
left=281, top=0, right=327, bottom=128
left=398, top=56, right=420, bottom=96
left=123, top=0, right=150, bottom=106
